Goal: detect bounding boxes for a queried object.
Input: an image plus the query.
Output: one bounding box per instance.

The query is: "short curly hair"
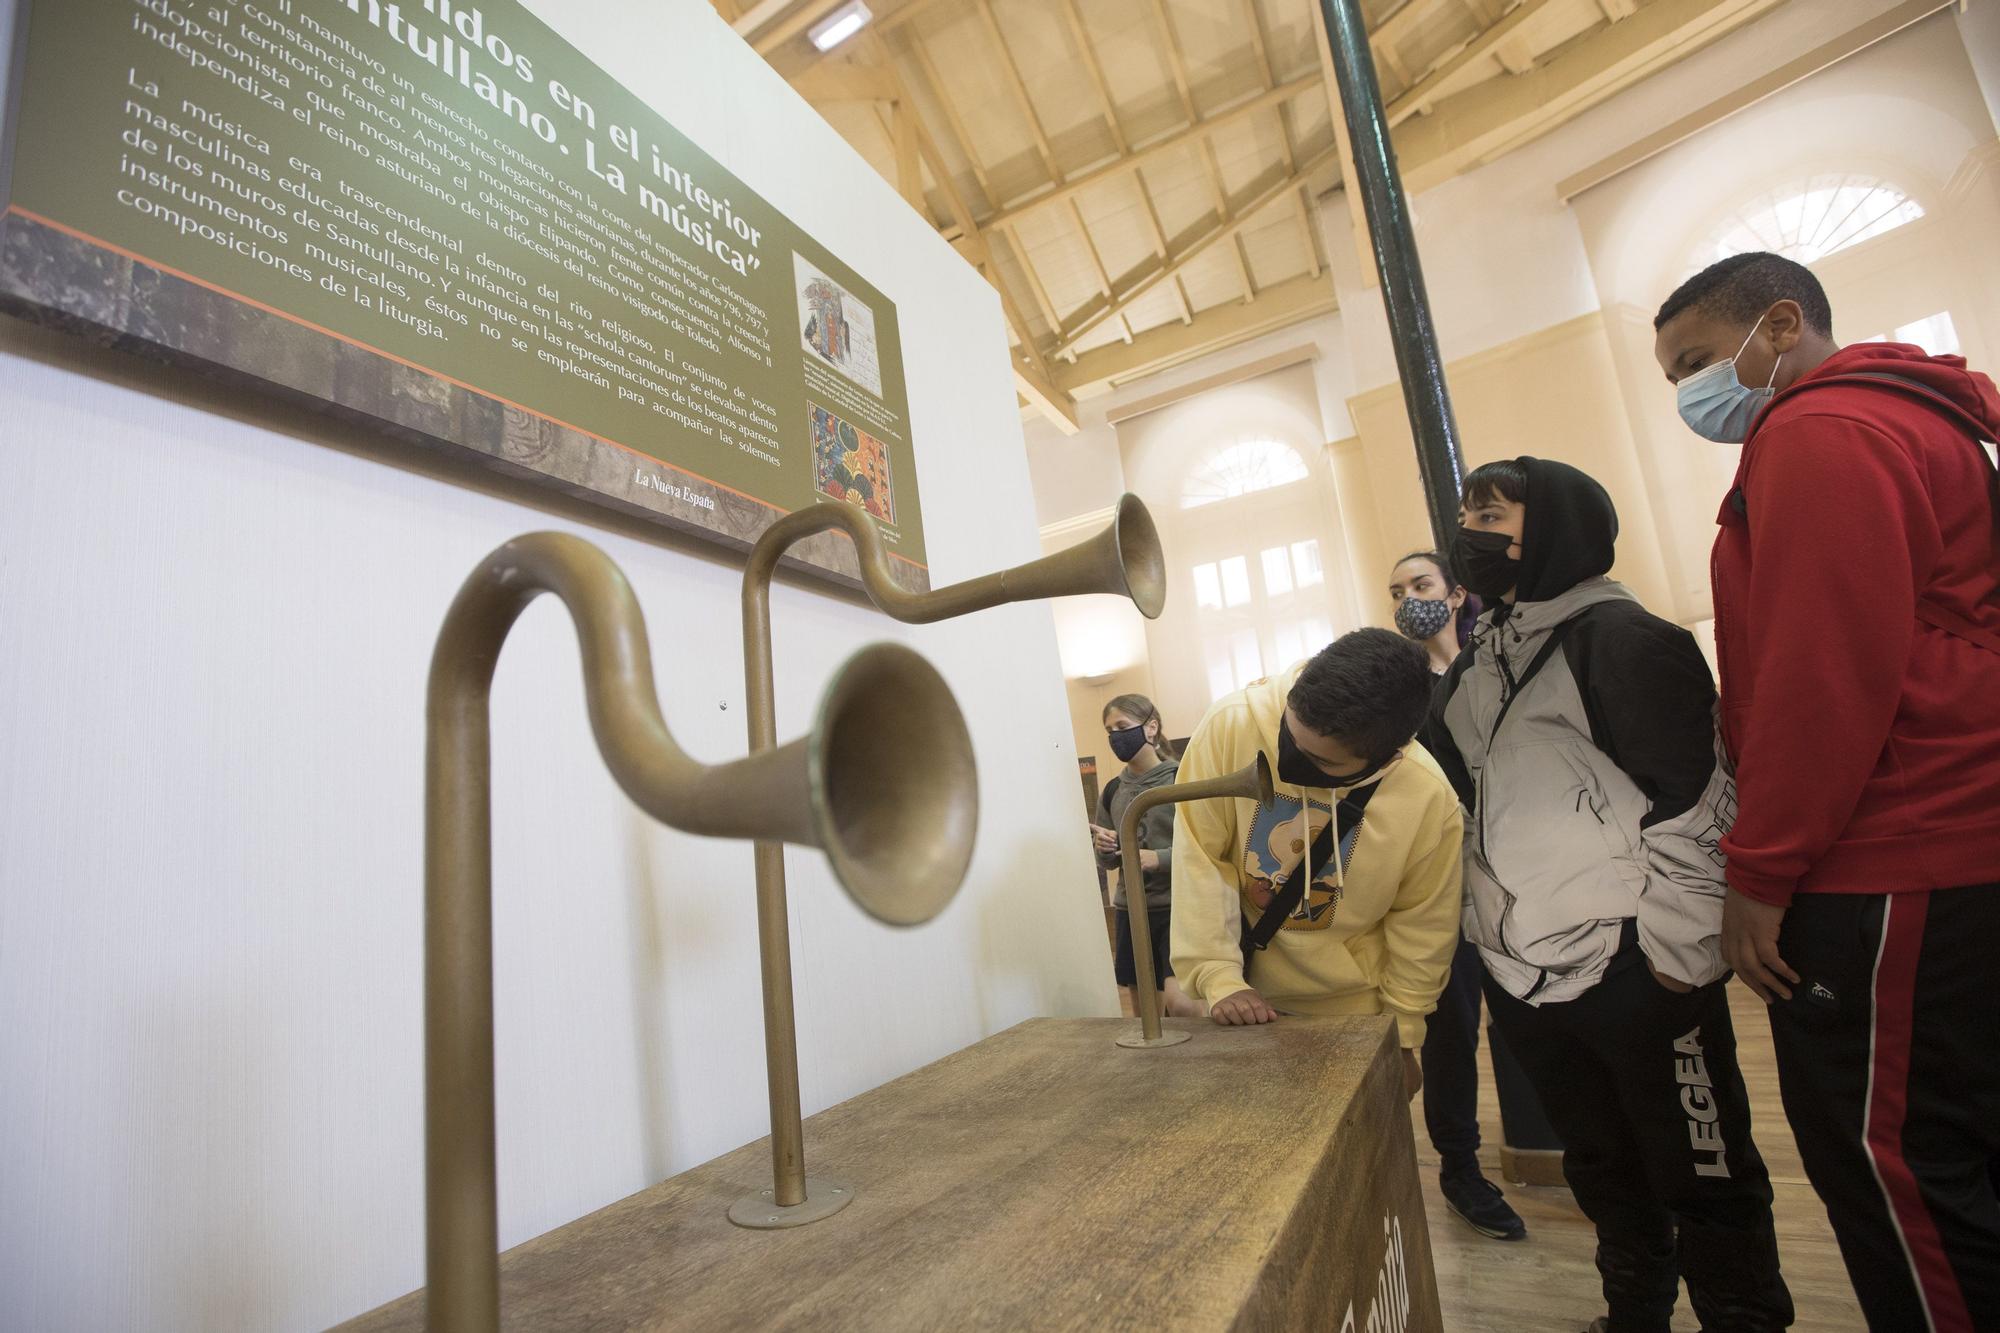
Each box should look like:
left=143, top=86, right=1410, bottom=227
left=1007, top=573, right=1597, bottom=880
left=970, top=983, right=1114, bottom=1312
left=1655, top=251, right=1832, bottom=337
left=1288, top=628, right=1432, bottom=764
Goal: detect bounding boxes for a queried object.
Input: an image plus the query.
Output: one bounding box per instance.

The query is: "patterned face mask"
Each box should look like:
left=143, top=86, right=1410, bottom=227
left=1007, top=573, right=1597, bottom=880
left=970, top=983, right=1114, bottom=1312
left=1394, top=595, right=1454, bottom=642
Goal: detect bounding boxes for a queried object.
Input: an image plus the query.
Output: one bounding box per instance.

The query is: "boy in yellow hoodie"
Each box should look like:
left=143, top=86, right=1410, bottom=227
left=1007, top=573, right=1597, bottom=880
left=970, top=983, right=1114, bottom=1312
left=1171, top=628, right=1464, bottom=1098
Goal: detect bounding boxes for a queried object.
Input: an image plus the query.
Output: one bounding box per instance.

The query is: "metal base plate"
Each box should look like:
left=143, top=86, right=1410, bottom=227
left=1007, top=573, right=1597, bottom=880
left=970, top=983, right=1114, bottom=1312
left=728, top=1176, right=857, bottom=1229
left=1116, top=1029, right=1193, bottom=1049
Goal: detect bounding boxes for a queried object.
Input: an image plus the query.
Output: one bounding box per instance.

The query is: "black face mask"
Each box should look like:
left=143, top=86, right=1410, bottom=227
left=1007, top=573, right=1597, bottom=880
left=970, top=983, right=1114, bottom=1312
left=1107, top=723, right=1149, bottom=763
left=1451, top=527, right=1520, bottom=601
left=1276, top=716, right=1387, bottom=790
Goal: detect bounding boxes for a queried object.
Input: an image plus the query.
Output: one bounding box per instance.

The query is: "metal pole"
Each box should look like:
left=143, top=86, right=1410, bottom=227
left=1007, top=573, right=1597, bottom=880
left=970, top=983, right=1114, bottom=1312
left=1317, top=0, right=1466, bottom=551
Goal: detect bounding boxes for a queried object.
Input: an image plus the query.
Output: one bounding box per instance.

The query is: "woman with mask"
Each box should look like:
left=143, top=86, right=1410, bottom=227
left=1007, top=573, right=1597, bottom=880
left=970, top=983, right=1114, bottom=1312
left=1089, top=695, right=1185, bottom=1015
left=1386, top=551, right=1525, bottom=1243
left=1388, top=550, right=1479, bottom=674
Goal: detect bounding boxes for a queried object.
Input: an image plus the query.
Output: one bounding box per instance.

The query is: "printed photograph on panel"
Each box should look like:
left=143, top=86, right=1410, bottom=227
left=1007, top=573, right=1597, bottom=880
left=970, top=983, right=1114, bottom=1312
left=794, top=253, right=884, bottom=398
left=809, top=403, right=895, bottom=525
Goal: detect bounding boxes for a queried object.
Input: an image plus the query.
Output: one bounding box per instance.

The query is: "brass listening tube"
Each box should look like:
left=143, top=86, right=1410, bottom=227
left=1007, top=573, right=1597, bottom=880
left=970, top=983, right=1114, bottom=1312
left=738, top=492, right=1166, bottom=1225
left=427, top=532, right=978, bottom=1330
left=1117, top=753, right=1275, bottom=1049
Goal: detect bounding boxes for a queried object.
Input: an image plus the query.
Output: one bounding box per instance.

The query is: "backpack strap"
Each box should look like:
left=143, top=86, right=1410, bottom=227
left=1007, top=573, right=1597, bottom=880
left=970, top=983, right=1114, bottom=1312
left=1795, top=371, right=1997, bottom=447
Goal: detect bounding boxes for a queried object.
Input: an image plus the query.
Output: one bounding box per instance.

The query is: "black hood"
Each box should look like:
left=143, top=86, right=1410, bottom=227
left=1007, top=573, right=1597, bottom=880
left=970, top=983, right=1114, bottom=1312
left=1515, top=457, right=1618, bottom=603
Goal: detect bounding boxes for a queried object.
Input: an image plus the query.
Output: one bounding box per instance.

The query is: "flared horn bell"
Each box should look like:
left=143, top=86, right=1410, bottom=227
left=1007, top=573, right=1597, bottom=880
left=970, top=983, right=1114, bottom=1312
left=1245, top=751, right=1275, bottom=806
left=998, top=492, right=1167, bottom=619
left=806, top=642, right=978, bottom=927
left=1108, top=493, right=1168, bottom=619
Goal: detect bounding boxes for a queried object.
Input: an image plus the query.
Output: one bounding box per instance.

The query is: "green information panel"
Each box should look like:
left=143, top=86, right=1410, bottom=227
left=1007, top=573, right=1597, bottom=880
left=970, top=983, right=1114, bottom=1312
left=0, top=0, right=928, bottom=589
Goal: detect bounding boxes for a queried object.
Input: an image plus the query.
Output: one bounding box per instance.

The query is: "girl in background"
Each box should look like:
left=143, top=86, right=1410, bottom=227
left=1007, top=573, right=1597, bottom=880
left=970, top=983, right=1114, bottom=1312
left=1088, top=694, right=1185, bottom=1017
left=1388, top=551, right=1526, bottom=1243
left=1389, top=549, right=1480, bottom=672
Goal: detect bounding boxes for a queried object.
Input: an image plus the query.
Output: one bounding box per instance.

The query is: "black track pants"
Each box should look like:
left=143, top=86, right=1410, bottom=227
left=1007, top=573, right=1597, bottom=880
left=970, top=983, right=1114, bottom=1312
left=1767, top=886, right=2000, bottom=1332
left=1421, top=939, right=1484, bottom=1177
left=1485, top=961, right=1794, bottom=1332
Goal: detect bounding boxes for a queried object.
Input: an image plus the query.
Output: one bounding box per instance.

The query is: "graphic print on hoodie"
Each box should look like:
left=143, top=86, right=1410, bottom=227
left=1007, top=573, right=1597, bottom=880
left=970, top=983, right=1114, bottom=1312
left=1240, top=796, right=1366, bottom=929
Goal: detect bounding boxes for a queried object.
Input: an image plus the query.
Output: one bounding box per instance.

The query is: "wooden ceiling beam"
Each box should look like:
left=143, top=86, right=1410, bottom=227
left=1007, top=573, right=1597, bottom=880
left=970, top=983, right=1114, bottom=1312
left=1309, top=0, right=1376, bottom=284
left=1053, top=271, right=1338, bottom=397
left=1391, top=0, right=1782, bottom=192
left=1060, top=0, right=1193, bottom=325
left=1053, top=144, right=1339, bottom=357
left=976, top=74, right=1319, bottom=232
left=789, top=58, right=900, bottom=103
left=1241, top=0, right=1322, bottom=282
left=1147, top=0, right=1256, bottom=304
left=1386, top=0, right=1563, bottom=121
left=978, top=0, right=1137, bottom=344
left=858, top=30, right=1078, bottom=432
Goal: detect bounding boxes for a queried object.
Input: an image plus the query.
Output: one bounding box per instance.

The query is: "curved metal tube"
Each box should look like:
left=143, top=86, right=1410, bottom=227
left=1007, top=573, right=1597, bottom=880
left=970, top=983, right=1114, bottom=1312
left=427, top=531, right=977, bottom=1328
left=740, top=494, right=1166, bottom=1214
left=1119, top=754, right=1275, bottom=1043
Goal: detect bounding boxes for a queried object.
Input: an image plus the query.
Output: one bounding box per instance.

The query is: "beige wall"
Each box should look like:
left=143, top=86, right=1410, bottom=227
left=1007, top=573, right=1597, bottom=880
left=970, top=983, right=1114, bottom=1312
left=1343, top=312, right=1677, bottom=624
left=1574, top=12, right=2000, bottom=622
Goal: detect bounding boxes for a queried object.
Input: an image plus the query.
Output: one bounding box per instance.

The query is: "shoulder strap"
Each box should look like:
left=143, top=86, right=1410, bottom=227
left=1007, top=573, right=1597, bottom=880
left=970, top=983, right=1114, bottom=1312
left=1486, top=620, right=1575, bottom=748
left=1101, top=775, right=1122, bottom=814
left=1791, top=371, right=1996, bottom=445
left=1242, top=782, right=1381, bottom=962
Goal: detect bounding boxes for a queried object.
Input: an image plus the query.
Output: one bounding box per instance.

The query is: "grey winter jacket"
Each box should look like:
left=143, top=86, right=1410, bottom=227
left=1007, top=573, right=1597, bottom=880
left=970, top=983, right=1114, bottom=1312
left=1427, top=578, right=1735, bottom=1004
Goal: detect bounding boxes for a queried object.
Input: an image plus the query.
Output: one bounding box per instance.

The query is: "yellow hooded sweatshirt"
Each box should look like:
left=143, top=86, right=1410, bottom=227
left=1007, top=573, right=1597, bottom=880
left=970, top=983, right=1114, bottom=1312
left=1169, top=664, right=1465, bottom=1047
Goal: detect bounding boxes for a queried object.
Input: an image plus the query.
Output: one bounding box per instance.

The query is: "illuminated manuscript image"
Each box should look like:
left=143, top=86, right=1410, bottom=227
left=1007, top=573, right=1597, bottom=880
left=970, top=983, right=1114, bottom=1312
left=810, top=403, right=896, bottom=525
left=793, top=253, right=884, bottom=398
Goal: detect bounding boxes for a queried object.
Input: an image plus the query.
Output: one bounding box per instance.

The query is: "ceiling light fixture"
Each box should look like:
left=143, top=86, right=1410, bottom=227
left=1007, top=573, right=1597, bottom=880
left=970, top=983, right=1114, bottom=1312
left=808, top=0, right=873, bottom=52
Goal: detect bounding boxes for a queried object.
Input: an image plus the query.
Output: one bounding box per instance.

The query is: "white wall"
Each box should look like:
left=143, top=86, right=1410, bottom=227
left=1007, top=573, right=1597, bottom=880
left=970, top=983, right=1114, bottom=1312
left=0, top=2, right=1116, bottom=1328
left=1572, top=11, right=2000, bottom=620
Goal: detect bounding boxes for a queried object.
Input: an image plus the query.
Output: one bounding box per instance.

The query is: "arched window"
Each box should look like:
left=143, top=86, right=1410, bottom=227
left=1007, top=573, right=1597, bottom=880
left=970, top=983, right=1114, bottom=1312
left=1180, top=438, right=1309, bottom=510
left=1690, top=175, right=1924, bottom=274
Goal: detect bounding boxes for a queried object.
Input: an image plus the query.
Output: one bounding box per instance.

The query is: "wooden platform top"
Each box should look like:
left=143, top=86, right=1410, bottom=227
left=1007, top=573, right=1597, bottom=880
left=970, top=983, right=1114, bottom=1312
left=341, top=1015, right=1405, bottom=1331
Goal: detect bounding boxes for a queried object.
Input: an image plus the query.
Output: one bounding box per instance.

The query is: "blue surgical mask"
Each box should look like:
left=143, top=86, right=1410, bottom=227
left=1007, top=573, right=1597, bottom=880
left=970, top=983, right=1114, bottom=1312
left=1677, top=314, right=1783, bottom=443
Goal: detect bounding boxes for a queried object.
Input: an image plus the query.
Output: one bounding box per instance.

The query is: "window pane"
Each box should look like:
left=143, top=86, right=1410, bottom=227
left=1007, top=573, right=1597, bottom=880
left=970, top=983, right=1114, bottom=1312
left=1230, top=630, right=1262, bottom=687
left=1180, top=438, right=1310, bottom=509
left=1206, top=638, right=1236, bottom=702
left=1220, top=556, right=1251, bottom=607
left=1894, top=312, right=1960, bottom=357
left=1261, top=546, right=1293, bottom=597
left=1689, top=174, right=1924, bottom=276
left=1193, top=562, right=1222, bottom=610
left=1300, top=617, right=1333, bottom=655
left=1273, top=621, right=1304, bottom=669
left=1291, top=540, right=1324, bottom=588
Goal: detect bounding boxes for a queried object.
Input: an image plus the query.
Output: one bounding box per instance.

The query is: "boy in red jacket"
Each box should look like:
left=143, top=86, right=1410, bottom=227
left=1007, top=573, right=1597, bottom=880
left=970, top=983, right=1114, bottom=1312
left=1655, top=251, right=2000, bottom=1332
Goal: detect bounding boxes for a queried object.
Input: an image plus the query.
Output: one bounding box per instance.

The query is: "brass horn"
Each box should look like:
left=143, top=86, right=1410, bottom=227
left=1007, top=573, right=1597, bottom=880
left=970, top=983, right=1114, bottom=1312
left=425, top=531, right=977, bottom=1333
left=1117, top=752, right=1275, bottom=1049
left=736, top=491, right=1166, bottom=1227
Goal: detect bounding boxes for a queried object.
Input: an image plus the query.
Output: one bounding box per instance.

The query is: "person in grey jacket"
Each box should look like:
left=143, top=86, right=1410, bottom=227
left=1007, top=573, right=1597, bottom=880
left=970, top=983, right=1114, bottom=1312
left=1089, top=693, right=1184, bottom=1015
left=1425, top=457, right=1792, bottom=1333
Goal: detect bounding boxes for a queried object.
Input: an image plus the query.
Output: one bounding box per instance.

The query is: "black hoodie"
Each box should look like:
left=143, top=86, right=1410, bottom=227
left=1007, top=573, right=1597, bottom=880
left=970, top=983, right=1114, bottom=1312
left=1514, top=457, right=1618, bottom=604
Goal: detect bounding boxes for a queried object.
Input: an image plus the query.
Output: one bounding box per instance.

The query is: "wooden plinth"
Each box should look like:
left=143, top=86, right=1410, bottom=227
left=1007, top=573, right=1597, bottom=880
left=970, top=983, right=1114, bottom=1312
left=342, top=1017, right=1441, bottom=1331
left=1500, top=1145, right=1569, bottom=1188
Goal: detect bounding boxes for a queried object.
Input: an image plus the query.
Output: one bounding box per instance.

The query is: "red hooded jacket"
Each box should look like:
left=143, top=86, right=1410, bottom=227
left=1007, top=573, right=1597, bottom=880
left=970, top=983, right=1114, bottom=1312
left=1712, top=342, right=2000, bottom=905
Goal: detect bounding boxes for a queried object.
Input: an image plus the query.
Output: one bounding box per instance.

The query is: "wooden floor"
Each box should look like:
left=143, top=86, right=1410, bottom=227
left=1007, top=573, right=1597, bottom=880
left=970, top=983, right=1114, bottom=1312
left=1411, top=984, right=1864, bottom=1332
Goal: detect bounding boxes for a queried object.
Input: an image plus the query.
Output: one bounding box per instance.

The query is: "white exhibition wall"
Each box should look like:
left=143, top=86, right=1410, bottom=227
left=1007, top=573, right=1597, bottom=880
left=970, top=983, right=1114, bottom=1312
left=0, top=1, right=1116, bottom=1328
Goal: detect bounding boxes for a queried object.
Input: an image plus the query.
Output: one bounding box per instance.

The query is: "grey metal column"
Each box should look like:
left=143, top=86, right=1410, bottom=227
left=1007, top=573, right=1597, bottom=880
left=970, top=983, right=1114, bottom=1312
left=1317, top=0, right=1466, bottom=550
